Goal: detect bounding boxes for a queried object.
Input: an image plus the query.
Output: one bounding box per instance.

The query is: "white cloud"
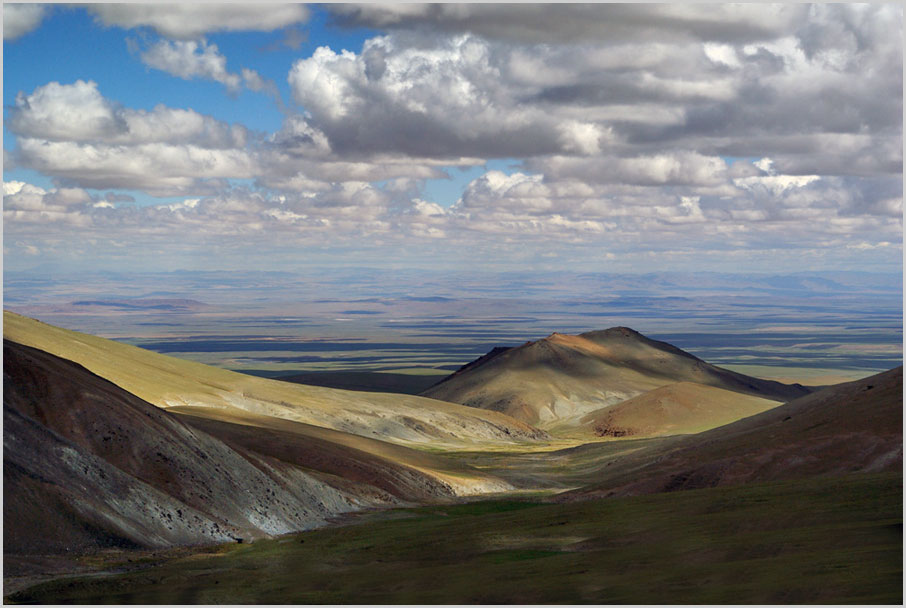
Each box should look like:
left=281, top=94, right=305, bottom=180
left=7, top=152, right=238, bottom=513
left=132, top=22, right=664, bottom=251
left=9, top=80, right=247, bottom=147
left=87, top=4, right=310, bottom=39
left=7, top=81, right=256, bottom=195
left=703, top=43, right=741, bottom=68
left=3, top=4, right=46, bottom=40
left=139, top=39, right=241, bottom=92
left=734, top=174, right=821, bottom=196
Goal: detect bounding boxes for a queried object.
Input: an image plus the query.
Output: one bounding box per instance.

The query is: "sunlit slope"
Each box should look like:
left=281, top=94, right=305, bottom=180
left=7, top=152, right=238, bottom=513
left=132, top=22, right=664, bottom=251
left=423, top=327, right=810, bottom=428
left=581, top=382, right=780, bottom=438
left=3, top=311, right=545, bottom=446
left=168, top=406, right=512, bottom=497
left=558, top=366, right=903, bottom=500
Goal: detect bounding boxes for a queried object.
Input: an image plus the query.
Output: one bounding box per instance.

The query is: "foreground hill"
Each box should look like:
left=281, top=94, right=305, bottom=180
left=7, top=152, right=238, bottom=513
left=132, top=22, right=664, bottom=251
left=557, top=366, right=903, bottom=500
left=422, top=327, right=810, bottom=427
left=4, top=339, right=513, bottom=557
left=9, top=474, right=901, bottom=604
left=3, top=311, right=545, bottom=446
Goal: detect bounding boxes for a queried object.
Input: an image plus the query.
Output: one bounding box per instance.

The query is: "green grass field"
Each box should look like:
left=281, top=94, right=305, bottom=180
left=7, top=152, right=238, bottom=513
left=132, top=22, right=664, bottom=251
left=7, top=472, right=901, bottom=604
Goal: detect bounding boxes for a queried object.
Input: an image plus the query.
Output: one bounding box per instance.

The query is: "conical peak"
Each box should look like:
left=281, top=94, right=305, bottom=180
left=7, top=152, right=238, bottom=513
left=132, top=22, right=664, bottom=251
left=581, top=327, right=644, bottom=340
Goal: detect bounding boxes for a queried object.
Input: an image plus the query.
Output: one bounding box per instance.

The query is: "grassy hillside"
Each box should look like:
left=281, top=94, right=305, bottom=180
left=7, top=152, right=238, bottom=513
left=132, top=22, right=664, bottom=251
left=581, top=381, right=780, bottom=438
left=559, top=366, right=903, bottom=499
left=3, top=311, right=545, bottom=447
left=7, top=473, right=901, bottom=604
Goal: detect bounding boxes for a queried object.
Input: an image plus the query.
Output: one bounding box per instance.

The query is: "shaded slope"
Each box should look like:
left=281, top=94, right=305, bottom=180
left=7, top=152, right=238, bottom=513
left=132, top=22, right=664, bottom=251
left=3, top=340, right=509, bottom=557
left=582, top=382, right=780, bottom=438
left=423, top=327, right=810, bottom=428
left=3, top=340, right=358, bottom=554
left=557, top=366, right=903, bottom=500
left=3, top=311, right=545, bottom=446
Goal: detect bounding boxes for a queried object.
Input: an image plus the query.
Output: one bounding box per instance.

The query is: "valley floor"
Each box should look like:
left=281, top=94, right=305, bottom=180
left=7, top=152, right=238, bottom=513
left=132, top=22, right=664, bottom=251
left=6, top=472, right=902, bottom=604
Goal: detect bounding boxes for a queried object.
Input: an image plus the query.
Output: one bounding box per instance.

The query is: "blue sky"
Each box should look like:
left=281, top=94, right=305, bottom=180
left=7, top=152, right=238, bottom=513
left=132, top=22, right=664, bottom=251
left=3, top=3, right=902, bottom=275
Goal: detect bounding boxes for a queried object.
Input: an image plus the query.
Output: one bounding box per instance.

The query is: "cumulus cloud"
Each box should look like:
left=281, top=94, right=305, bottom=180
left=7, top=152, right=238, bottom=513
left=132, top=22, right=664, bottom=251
left=9, top=80, right=248, bottom=147
left=8, top=81, right=255, bottom=195
left=291, top=3, right=901, bottom=180
left=288, top=34, right=614, bottom=158
left=4, top=3, right=46, bottom=40
left=5, top=4, right=901, bottom=270
left=87, top=3, right=310, bottom=39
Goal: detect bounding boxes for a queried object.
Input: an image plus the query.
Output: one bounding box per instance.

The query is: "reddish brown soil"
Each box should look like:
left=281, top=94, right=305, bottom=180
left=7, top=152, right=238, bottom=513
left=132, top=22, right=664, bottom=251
left=557, top=366, right=903, bottom=501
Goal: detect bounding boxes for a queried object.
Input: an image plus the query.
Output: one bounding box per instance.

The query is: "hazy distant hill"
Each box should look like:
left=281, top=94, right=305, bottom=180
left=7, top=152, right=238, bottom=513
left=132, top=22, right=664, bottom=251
left=422, top=327, right=810, bottom=428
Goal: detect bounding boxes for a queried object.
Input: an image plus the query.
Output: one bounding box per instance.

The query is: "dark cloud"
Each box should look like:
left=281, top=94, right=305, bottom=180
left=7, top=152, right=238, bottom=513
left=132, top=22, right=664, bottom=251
left=328, top=4, right=810, bottom=45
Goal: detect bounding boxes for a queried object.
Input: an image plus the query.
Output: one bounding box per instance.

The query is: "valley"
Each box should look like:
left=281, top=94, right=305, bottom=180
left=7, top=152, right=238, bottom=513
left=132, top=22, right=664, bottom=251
left=3, top=309, right=902, bottom=604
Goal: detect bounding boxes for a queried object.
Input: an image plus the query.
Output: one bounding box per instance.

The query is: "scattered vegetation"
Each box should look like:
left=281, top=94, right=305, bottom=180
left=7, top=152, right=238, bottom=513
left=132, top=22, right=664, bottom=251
left=8, top=473, right=901, bottom=604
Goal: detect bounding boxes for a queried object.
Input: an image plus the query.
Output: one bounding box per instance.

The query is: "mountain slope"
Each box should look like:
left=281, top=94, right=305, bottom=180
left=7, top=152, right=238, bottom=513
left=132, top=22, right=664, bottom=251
left=422, top=327, right=810, bottom=427
left=582, top=382, right=780, bottom=438
left=557, top=366, right=903, bottom=500
left=3, top=311, right=545, bottom=446
left=3, top=340, right=511, bottom=556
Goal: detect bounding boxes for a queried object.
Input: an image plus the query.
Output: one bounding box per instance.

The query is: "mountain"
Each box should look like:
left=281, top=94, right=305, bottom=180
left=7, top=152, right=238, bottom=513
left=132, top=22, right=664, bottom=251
left=421, top=327, right=811, bottom=428
left=557, top=366, right=903, bottom=500
left=4, top=339, right=513, bottom=556
left=3, top=311, right=545, bottom=446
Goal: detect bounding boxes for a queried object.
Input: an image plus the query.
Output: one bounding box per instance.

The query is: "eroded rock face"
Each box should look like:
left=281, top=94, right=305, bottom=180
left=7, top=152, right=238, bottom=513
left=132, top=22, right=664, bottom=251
left=4, top=339, right=376, bottom=555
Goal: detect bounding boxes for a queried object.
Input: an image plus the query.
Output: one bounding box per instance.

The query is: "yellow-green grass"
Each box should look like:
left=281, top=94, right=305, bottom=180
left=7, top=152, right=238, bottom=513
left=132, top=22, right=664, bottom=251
left=3, top=311, right=544, bottom=450
left=7, top=472, right=900, bottom=604
left=579, top=381, right=781, bottom=438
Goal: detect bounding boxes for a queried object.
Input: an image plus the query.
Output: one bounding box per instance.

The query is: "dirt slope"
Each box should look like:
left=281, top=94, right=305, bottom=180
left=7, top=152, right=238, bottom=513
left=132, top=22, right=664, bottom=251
left=582, top=382, right=780, bottom=438
left=557, top=366, right=903, bottom=500
left=423, top=327, right=809, bottom=428
left=3, top=340, right=509, bottom=557
left=3, top=311, right=545, bottom=446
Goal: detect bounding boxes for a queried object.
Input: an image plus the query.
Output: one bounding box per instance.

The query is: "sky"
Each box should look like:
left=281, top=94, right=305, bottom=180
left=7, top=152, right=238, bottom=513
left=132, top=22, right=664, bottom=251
left=3, top=3, right=903, bottom=275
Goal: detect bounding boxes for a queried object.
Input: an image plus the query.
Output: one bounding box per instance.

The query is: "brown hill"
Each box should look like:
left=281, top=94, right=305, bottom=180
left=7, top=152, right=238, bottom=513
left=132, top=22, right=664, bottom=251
left=557, top=366, right=903, bottom=501
left=3, top=340, right=509, bottom=557
left=582, top=382, right=781, bottom=438
left=422, top=327, right=810, bottom=428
